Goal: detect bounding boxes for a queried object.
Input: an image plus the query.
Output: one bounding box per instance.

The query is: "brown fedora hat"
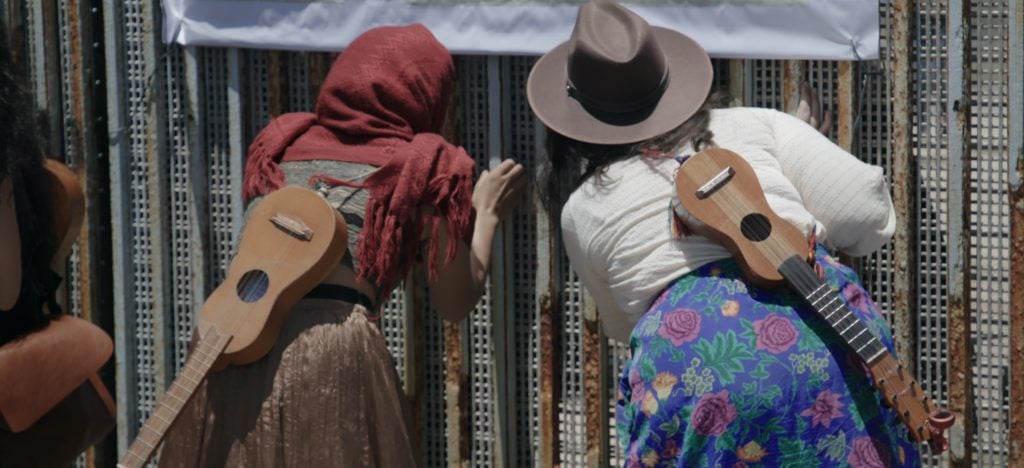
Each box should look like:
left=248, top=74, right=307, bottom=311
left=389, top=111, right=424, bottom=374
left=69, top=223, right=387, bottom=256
left=527, top=0, right=713, bottom=145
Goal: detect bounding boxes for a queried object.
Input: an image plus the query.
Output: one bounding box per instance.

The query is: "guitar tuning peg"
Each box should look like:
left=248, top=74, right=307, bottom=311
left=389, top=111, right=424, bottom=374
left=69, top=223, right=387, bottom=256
left=926, top=409, right=955, bottom=454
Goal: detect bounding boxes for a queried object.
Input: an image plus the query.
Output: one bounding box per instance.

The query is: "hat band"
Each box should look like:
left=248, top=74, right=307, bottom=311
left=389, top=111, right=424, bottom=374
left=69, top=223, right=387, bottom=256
left=565, top=67, right=670, bottom=114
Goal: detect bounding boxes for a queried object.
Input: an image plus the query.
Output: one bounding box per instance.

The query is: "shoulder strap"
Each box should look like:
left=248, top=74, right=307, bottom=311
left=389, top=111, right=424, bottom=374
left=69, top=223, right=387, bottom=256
left=0, top=316, right=113, bottom=432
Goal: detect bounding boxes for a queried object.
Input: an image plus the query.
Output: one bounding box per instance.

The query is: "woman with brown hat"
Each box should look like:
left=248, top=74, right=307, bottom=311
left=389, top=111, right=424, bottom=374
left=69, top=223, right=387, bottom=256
left=528, top=1, right=919, bottom=466
left=157, top=24, right=525, bottom=467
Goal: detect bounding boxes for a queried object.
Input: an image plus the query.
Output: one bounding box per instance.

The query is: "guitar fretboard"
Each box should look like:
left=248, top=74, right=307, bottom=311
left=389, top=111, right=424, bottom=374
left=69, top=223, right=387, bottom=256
left=779, top=256, right=886, bottom=364
left=118, top=329, right=231, bottom=468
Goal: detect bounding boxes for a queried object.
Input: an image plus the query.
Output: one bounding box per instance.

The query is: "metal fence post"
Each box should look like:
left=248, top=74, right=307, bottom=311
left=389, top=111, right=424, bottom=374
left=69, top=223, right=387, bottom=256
left=781, top=60, right=805, bottom=114
left=946, top=0, right=974, bottom=464
left=889, top=0, right=919, bottom=379
left=1008, top=0, right=1024, bottom=464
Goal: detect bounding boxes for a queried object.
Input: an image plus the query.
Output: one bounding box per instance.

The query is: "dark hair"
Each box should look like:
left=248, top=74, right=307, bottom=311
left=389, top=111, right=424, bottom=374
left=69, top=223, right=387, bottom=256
left=541, top=90, right=731, bottom=217
left=0, top=22, right=61, bottom=344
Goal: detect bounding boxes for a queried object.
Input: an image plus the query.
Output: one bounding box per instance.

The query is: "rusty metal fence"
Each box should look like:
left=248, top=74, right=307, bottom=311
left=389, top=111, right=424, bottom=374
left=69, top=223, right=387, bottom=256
left=2, top=0, right=1022, bottom=466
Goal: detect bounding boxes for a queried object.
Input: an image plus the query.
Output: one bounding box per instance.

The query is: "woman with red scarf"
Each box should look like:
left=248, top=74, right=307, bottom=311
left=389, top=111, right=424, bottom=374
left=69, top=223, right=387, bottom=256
left=158, top=24, right=525, bottom=467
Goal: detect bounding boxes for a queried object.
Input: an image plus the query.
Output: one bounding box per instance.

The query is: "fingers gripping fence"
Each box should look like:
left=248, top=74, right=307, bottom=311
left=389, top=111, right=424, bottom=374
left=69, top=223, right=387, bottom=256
left=3, top=0, right=1012, bottom=465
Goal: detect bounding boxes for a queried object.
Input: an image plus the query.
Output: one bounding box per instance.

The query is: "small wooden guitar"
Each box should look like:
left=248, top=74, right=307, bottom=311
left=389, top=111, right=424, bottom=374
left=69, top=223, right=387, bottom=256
left=44, top=159, right=86, bottom=273
left=674, top=148, right=953, bottom=454
left=0, top=159, right=83, bottom=310
left=117, top=186, right=348, bottom=467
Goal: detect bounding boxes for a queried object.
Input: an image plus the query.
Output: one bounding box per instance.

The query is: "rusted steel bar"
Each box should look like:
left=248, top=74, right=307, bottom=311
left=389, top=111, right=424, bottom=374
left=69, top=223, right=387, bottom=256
left=307, top=52, right=330, bottom=97
left=538, top=291, right=562, bottom=467
left=41, top=0, right=63, bottom=151
left=781, top=60, right=805, bottom=114
left=443, top=320, right=470, bottom=468
left=728, top=59, right=746, bottom=106
left=945, top=0, right=974, bottom=464
left=1007, top=0, right=1023, bottom=463
left=888, top=0, right=918, bottom=377
left=61, top=0, right=86, bottom=316
left=582, top=297, right=606, bottom=468
left=438, top=68, right=471, bottom=467
left=835, top=61, right=857, bottom=153
left=404, top=278, right=427, bottom=460
left=267, top=50, right=284, bottom=118
left=61, top=1, right=111, bottom=465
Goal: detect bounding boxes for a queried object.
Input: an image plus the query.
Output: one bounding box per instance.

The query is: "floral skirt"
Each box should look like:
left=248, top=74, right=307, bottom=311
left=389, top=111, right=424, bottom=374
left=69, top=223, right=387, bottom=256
left=617, top=247, right=921, bottom=467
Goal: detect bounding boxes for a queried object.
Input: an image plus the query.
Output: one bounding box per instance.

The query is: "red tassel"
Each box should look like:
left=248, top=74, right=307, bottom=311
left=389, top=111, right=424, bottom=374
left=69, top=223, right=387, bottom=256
left=242, top=112, right=318, bottom=203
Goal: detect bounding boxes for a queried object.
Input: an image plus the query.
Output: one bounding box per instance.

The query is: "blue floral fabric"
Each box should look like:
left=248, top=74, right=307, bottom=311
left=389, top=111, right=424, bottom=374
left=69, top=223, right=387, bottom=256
left=617, top=246, right=921, bottom=467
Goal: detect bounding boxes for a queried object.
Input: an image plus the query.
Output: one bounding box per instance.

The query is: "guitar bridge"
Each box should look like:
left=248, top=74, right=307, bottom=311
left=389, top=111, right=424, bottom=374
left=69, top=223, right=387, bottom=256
left=270, top=214, right=314, bottom=241
left=695, top=166, right=735, bottom=199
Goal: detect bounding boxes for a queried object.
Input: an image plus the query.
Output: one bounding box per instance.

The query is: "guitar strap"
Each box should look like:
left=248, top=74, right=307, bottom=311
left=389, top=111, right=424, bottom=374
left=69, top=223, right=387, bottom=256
left=304, top=283, right=378, bottom=312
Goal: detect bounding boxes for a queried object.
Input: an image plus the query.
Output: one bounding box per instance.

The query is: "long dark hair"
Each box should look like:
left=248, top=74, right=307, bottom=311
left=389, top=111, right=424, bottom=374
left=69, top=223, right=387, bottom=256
left=541, top=90, right=731, bottom=217
left=0, top=22, right=60, bottom=344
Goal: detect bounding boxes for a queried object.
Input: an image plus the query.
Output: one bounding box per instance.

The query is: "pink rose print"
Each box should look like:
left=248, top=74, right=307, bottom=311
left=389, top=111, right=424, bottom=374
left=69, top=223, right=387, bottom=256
left=629, top=369, right=645, bottom=404
left=753, top=313, right=799, bottom=354
left=690, top=390, right=737, bottom=436
left=842, top=283, right=868, bottom=310
left=800, top=389, right=845, bottom=428
left=658, top=309, right=701, bottom=346
left=625, top=444, right=643, bottom=468
left=848, top=437, right=890, bottom=468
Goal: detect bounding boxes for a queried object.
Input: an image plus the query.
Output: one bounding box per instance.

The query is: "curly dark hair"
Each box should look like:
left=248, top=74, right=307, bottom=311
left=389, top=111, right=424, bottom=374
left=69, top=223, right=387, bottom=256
left=540, top=90, right=731, bottom=218
left=0, top=22, right=61, bottom=344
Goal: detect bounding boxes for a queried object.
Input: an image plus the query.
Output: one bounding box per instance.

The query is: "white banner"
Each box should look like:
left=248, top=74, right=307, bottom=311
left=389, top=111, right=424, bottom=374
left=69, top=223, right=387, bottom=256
left=161, top=0, right=879, bottom=60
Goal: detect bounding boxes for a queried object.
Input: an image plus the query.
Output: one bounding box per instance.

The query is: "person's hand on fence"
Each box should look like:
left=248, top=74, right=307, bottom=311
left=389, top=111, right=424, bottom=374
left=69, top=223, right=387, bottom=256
left=793, top=81, right=833, bottom=136
left=472, top=158, right=527, bottom=225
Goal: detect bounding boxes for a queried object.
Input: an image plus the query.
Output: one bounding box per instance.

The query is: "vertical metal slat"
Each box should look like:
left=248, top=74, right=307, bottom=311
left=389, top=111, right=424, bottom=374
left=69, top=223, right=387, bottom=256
left=946, top=0, right=974, bottom=464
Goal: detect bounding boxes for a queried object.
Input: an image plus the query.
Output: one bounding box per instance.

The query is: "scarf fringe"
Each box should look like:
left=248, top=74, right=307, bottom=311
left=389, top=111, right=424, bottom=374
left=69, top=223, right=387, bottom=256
left=308, top=139, right=475, bottom=290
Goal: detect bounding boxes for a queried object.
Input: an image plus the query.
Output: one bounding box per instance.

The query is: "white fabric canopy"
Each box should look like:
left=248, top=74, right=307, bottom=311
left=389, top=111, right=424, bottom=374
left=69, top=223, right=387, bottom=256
left=162, top=0, right=879, bottom=60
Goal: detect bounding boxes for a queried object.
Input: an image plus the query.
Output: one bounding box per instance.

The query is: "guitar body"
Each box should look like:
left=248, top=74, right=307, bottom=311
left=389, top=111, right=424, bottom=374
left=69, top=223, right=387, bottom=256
left=674, top=148, right=953, bottom=453
left=0, top=158, right=83, bottom=310
left=44, top=159, right=86, bottom=272
left=674, top=148, right=806, bottom=289
left=199, top=186, right=349, bottom=368
left=118, top=186, right=347, bottom=467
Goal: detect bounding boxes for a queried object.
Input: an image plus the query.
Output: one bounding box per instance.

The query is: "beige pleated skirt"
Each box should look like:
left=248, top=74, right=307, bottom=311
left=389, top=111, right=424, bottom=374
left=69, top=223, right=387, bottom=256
left=157, top=299, right=416, bottom=468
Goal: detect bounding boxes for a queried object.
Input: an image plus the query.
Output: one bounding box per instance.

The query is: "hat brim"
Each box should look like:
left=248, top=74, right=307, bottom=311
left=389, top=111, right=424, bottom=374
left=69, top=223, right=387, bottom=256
left=527, top=27, right=713, bottom=146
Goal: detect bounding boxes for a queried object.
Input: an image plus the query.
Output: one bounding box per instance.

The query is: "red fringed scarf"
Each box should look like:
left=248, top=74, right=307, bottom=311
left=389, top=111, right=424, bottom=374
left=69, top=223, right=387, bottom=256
left=241, top=24, right=476, bottom=290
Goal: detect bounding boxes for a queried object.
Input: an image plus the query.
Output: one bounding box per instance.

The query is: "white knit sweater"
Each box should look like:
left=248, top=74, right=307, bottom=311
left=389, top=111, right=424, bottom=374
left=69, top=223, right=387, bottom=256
left=560, top=107, right=897, bottom=343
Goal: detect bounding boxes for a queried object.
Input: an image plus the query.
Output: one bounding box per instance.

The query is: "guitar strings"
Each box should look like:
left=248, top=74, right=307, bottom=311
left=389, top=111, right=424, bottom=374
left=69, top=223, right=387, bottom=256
left=228, top=202, right=320, bottom=335
left=133, top=198, right=325, bottom=461
left=705, top=169, right=822, bottom=296
left=704, top=172, right=885, bottom=360
left=685, top=160, right=931, bottom=438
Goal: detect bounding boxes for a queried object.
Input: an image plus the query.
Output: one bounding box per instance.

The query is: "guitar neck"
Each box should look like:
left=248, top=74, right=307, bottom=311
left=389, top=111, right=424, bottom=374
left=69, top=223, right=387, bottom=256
left=778, top=256, right=886, bottom=364
left=117, top=330, right=231, bottom=468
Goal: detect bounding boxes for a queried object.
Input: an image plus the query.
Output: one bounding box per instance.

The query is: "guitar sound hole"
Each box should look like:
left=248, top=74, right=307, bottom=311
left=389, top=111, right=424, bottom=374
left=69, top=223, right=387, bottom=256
left=236, top=270, right=269, bottom=303
left=740, top=213, right=771, bottom=242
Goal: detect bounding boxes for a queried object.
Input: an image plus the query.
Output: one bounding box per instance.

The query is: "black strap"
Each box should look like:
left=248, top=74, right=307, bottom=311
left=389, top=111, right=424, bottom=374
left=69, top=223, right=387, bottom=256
left=304, top=284, right=378, bottom=311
